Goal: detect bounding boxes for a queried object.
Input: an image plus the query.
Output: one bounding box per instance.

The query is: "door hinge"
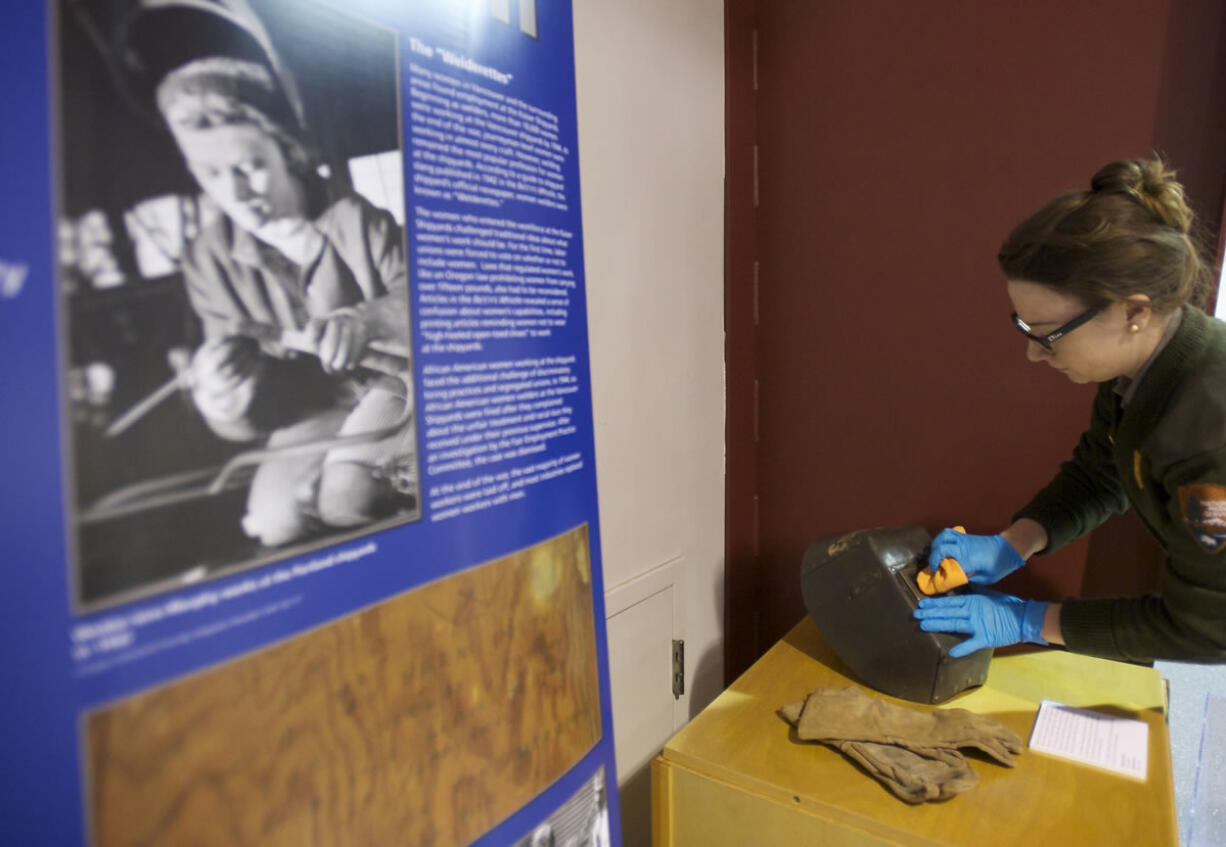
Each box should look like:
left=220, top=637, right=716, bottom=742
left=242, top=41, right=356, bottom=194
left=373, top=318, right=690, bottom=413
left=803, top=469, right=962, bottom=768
left=672, top=639, right=685, bottom=699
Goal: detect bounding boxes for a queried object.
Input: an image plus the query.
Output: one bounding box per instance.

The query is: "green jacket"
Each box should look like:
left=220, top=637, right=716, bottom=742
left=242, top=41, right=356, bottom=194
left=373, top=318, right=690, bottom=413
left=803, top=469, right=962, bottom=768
left=1015, top=304, right=1226, bottom=662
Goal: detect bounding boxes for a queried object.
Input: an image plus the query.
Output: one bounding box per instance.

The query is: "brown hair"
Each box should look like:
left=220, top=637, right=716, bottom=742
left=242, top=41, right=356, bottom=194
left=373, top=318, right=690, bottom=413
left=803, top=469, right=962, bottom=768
left=997, top=157, right=1212, bottom=312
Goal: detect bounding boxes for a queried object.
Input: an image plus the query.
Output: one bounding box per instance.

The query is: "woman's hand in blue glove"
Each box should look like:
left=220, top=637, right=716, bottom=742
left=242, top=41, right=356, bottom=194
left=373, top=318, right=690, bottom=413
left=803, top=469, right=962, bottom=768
left=927, top=529, right=1025, bottom=585
left=912, top=588, right=1048, bottom=658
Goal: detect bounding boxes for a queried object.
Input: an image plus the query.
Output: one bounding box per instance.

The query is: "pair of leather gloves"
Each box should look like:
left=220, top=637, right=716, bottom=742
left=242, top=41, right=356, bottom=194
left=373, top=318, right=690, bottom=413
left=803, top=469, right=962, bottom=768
left=780, top=686, right=1023, bottom=804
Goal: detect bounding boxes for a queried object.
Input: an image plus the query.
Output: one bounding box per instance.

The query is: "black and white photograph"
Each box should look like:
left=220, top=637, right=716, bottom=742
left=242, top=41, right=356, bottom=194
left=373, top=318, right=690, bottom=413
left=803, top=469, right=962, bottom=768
left=514, top=767, right=612, bottom=847
left=56, top=0, right=419, bottom=610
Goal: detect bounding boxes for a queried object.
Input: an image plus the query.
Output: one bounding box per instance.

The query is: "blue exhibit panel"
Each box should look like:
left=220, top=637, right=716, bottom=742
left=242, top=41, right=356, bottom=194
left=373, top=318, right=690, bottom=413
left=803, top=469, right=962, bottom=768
left=0, top=1, right=619, bottom=844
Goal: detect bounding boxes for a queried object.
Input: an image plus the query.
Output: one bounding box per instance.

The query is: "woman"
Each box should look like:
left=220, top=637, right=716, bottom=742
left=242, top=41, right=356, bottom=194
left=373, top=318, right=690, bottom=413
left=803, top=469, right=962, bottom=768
left=157, top=56, right=415, bottom=547
left=914, top=157, right=1226, bottom=663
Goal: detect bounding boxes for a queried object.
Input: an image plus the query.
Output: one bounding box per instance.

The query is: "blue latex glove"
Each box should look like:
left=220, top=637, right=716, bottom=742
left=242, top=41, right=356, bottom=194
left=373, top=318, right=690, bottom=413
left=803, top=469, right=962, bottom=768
left=912, top=587, right=1048, bottom=658
left=927, top=529, right=1025, bottom=585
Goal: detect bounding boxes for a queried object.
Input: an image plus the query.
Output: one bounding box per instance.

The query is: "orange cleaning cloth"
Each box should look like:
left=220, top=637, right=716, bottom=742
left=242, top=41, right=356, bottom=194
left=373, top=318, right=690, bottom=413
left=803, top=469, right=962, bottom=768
left=916, top=526, right=969, bottom=596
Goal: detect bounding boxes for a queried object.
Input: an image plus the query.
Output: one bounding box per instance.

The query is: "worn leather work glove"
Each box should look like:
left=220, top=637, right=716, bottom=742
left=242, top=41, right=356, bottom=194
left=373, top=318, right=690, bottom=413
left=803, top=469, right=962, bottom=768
left=786, top=685, right=1023, bottom=766
left=914, top=587, right=1048, bottom=658
left=927, top=529, right=1024, bottom=585
left=839, top=741, right=978, bottom=803
left=781, top=701, right=979, bottom=803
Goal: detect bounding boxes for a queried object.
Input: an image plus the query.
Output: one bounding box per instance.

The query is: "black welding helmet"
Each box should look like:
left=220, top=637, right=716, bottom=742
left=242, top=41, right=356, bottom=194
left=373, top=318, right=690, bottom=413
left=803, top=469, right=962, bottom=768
left=113, top=0, right=307, bottom=128
left=800, top=525, right=991, bottom=704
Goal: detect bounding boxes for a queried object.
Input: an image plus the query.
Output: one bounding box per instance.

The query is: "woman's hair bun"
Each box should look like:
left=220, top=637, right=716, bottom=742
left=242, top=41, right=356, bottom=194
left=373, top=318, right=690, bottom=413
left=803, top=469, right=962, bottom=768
left=1000, top=155, right=1210, bottom=312
left=1090, top=157, right=1193, bottom=234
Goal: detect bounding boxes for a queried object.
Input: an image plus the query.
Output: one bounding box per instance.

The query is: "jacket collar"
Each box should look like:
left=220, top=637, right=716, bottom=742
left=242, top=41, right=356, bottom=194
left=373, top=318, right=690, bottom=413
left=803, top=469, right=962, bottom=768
left=1115, top=304, right=1212, bottom=450
left=1114, top=308, right=1184, bottom=408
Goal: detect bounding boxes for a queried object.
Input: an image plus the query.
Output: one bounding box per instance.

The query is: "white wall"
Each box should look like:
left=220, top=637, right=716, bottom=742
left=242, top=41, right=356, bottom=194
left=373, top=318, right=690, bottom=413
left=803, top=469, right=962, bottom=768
left=572, top=0, right=725, bottom=840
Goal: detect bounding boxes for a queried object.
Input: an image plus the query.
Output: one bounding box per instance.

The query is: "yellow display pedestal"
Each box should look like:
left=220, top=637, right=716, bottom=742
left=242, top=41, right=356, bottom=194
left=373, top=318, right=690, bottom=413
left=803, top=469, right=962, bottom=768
left=652, top=618, right=1177, bottom=846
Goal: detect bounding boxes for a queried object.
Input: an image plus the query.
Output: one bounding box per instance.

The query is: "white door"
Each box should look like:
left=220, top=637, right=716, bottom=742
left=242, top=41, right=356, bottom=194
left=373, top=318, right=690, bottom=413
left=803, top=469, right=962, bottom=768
left=605, top=560, right=685, bottom=847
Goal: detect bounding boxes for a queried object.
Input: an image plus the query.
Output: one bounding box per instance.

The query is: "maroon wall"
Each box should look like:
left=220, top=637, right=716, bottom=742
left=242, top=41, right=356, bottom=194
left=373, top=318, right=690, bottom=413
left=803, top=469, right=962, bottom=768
left=726, top=0, right=1226, bottom=677
left=724, top=0, right=760, bottom=680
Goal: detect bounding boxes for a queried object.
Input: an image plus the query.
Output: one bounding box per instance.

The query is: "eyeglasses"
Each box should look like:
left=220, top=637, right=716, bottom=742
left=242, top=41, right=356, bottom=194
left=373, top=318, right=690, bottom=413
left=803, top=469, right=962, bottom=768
left=1010, top=302, right=1107, bottom=350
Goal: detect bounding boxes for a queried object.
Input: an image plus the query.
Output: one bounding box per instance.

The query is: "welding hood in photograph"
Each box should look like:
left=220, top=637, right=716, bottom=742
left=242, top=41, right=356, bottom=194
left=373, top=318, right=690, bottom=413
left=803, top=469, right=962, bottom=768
left=800, top=525, right=991, bottom=704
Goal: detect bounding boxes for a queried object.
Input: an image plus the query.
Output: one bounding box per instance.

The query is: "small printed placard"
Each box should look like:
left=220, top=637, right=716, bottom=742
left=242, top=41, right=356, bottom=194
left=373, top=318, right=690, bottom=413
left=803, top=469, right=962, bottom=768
left=1028, top=699, right=1148, bottom=780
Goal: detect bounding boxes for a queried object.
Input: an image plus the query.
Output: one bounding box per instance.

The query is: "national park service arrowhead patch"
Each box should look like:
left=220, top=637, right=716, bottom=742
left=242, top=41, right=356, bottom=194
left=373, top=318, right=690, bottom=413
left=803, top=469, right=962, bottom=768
left=1179, top=483, right=1226, bottom=553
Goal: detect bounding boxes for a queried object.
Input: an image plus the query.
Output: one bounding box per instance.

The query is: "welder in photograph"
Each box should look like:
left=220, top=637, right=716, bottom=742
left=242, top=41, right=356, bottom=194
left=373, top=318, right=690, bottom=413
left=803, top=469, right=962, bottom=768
left=157, top=54, right=413, bottom=548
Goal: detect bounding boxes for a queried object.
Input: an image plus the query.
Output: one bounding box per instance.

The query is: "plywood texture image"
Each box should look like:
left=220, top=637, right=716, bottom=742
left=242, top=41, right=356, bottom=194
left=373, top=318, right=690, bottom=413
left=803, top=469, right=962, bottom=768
left=86, top=525, right=602, bottom=846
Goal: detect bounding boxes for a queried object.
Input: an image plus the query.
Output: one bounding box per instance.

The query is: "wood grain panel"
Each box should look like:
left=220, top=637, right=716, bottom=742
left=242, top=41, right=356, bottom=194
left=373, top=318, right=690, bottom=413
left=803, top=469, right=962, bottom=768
left=86, top=525, right=602, bottom=847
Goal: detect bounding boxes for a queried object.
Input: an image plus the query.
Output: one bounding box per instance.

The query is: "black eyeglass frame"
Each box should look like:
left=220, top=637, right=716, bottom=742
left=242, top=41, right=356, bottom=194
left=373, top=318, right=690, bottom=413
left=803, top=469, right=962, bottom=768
left=1011, top=302, right=1108, bottom=350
